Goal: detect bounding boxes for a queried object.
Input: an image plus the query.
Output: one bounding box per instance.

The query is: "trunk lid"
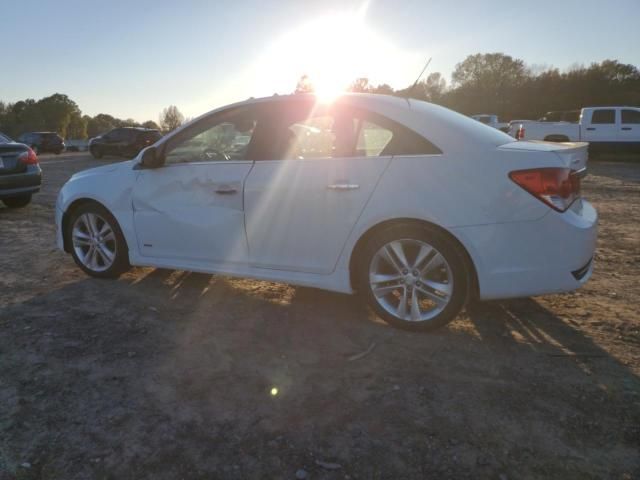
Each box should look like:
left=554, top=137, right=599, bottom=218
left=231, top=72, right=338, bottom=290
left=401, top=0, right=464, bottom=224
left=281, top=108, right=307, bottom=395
left=0, top=144, right=29, bottom=175
left=499, top=140, right=588, bottom=171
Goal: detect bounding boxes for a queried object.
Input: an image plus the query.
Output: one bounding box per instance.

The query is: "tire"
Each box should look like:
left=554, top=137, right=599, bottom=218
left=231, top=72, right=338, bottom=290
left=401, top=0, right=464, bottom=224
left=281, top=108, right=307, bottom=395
left=356, top=223, right=469, bottom=331
left=66, top=203, right=130, bottom=278
left=2, top=194, right=32, bottom=208
left=90, top=146, right=103, bottom=159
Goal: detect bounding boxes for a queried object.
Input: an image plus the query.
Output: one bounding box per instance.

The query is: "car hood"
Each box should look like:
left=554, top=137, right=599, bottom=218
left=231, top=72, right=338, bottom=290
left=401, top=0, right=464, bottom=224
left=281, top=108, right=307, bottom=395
left=70, top=160, right=135, bottom=180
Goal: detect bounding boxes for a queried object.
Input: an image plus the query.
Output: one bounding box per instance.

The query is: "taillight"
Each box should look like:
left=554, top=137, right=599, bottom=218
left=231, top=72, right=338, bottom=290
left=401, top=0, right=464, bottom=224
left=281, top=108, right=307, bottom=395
left=509, top=168, right=580, bottom=212
left=18, top=148, right=39, bottom=165
left=516, top=125, right=525, bottom=140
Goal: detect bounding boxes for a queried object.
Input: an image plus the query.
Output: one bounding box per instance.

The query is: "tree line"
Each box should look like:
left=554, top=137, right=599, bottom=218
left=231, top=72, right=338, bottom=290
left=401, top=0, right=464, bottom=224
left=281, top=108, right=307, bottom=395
left=305, top=53, right=640, bottom=120
left=2, top=53, right=638, bottom=140
left=0, top=94, right=185, bottom=140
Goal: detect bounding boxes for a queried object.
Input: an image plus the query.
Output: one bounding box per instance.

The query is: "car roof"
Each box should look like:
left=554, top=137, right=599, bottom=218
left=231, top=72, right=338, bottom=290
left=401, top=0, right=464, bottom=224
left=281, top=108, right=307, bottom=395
left=167, top=93, right=515, bottom=153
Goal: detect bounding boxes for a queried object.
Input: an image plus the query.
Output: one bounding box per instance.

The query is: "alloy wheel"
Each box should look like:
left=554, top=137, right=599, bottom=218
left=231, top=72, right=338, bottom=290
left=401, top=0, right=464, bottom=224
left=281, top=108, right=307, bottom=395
left=71, top=212, right=117, bottom=272
left=368, top=239, right=454, bottom=322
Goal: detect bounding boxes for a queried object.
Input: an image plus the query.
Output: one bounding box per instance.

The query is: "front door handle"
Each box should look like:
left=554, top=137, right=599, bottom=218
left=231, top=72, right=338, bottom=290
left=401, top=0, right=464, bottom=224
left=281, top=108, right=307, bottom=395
left=586, top=127, right=596, bottom=131
left=327, top=183, right=360, bottom=191
left=214, top=185, right=238, bottom=194
left=621, top=127, right=632, bottom=131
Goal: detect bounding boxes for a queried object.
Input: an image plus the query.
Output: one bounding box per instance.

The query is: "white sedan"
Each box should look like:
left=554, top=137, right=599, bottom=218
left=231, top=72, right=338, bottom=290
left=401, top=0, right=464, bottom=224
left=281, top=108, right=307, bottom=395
left=55, top=94, right=597, bottom=331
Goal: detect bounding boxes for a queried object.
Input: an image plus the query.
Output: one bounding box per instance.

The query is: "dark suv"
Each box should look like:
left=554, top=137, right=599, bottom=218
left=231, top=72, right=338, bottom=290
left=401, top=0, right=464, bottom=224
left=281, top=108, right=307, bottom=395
left=89, top=127, right=162, bottom=159
left=17, top=132, right=65, bottom=155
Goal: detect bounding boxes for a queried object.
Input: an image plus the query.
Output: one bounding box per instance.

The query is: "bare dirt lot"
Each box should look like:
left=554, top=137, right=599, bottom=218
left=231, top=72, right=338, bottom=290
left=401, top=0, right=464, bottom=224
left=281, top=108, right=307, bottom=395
left=1, top=154, right=639, bottom=479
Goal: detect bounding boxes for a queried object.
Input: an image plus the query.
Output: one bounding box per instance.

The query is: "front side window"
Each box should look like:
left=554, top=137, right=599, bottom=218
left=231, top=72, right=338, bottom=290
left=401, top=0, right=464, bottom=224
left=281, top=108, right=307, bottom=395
left=622, top=109, right=640, bottom=124
left=591, top=109, right=616, bottom=124
left=282, top=114, right=350, bottom=159
left=164, top=109, right=256, bottom=164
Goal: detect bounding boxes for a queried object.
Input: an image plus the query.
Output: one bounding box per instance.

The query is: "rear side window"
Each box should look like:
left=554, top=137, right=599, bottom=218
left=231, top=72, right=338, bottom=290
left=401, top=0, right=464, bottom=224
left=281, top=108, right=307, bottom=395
left=622, top=109, right=640, bottom=124
left=355, top=120, right=393, bottom=157
left=591, top=109, right=616, bottom=124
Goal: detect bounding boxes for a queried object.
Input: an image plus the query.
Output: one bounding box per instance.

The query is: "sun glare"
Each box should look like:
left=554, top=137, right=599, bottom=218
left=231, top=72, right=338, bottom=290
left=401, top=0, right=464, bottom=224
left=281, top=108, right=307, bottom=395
left=253, top=4, right=423, bottom=99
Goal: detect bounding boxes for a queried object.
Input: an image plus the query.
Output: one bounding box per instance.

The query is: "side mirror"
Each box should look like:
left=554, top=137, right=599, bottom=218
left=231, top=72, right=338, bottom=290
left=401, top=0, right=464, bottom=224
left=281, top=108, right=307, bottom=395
left=140, top=146, right=164, bottom=169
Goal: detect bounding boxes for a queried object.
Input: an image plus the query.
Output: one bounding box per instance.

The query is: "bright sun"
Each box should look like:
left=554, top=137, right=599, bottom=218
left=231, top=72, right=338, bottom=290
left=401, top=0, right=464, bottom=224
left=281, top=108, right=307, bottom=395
left=254, top=5, right=421, bottom=100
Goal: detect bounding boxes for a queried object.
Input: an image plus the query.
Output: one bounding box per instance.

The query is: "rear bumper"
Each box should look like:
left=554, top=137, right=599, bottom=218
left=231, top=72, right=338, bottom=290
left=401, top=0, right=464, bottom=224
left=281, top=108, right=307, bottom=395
left=453, top=198, right=597, bottom=300
left=0, top=165, right=42, bottom=199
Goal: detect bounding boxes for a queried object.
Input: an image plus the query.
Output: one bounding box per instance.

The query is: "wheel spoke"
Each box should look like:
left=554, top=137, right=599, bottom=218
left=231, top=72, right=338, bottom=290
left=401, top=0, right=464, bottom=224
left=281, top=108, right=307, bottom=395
left=97, top=243, right=115, bottom=262
left=373, top=282, right=404, bottom=297
left=86, top=214, right=99, bottom=236
left=419, top=252, right=445, bottom=276
left=410, top=289, right=422, bottom=321
left=389, top=241, right=409, bottom=269
left=396, top=287, right=408, bottom=319
left=415, top=284, right=447, bottom=306
left=412, top=244, right=433, bottom=270
left=380, top=246, right=404, bottom=274
left=423, top=279, right=452, bottom=297
left=370, top=273, right=404, bottom=284
left=72, top=229, right=91, bottom=246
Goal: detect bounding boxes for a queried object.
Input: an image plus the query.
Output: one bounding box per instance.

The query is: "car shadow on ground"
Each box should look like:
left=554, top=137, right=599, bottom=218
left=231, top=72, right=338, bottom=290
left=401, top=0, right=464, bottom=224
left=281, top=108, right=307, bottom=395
left=1, top=269, right=638, bottom=478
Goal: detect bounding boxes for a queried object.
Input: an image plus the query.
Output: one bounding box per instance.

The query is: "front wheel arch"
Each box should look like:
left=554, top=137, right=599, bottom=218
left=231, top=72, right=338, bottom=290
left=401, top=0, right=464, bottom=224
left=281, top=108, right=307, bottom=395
left=62, top=198, right=128, bottom=254
left=348, top=218, right=479, bottom=301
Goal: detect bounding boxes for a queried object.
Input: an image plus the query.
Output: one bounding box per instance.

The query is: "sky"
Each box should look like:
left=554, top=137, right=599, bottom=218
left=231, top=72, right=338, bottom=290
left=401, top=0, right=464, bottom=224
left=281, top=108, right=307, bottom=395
left=1, top=0, right=639, bottom=122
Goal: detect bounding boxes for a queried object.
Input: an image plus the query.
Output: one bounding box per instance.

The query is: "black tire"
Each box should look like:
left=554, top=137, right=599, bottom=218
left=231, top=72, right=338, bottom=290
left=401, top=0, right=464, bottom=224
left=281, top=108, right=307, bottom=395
left=65, top=202, right=130, bottom=278
left=90, top=146, right=103, bottom=159
left=2, top=194, right=32, bottom=208
left=355, top=223, right=469, bottom=331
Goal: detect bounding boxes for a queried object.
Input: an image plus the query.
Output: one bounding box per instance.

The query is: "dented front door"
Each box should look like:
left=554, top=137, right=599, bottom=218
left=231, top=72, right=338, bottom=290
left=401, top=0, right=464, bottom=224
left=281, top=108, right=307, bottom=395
left=132, top=161, right=253, bottom=264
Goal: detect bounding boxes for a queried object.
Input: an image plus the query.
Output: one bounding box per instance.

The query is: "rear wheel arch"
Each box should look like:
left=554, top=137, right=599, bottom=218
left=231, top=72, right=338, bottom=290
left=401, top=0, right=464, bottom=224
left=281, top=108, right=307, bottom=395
left=348, top=218, right=479, bottom=300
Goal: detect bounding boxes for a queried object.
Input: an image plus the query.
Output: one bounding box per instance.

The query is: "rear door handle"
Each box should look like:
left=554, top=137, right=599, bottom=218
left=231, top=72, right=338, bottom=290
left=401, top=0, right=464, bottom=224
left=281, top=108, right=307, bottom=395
left=586, top=127, right=596, bottom=131
left=327, top=183, right=359, bottom=191
left=621, top=127, right=632, bottom=131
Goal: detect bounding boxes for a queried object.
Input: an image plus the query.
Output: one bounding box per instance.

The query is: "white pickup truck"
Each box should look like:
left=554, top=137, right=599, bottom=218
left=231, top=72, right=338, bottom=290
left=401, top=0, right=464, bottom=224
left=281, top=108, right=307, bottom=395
left=510, top=106, right=640, bottom=154
left=471, top=114, right=509, bottom=132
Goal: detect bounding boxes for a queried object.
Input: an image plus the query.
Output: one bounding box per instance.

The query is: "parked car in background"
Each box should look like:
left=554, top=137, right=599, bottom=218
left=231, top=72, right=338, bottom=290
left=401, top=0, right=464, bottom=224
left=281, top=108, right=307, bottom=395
left=537, top=110, right=581, bottom=123
left=56, top=94, right=596, bottom=332
left=0, top=132, right=42, bottom=208
left=511, top=106, right=640, bottom=153
left=89, top=127, right=162, bottom=159
left=471, top=114, right=509, bottom=132
left=17, top=132, right=65, bottom=154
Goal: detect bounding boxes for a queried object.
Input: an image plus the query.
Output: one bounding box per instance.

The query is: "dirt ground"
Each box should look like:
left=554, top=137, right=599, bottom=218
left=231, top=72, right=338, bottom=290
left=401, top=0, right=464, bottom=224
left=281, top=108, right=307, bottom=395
left=1, top=153, right=639, bottom=480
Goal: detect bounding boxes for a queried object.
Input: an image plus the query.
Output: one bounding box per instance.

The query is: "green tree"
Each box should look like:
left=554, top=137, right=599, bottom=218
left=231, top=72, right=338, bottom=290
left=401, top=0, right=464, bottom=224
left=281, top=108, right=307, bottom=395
left=37, top=93, right=81, bottom=137
left=159, top=105, right=184, bottom=133
left=67, top=112, right=87, bottom=139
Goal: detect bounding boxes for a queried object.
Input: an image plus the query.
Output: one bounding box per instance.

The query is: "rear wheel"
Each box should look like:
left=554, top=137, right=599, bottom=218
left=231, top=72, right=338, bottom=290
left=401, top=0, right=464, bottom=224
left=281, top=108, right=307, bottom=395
left=2, top=194, right=32, bottom=208
left=66, top=203, right=130, bottom=278
left=356, top=223, right=469, bottom=331
left=90, top=146, right=103, bottom=159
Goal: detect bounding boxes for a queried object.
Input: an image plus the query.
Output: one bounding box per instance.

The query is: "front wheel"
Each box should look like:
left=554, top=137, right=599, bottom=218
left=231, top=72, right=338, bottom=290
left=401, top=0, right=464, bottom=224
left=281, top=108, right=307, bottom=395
left=66, top=203, right=130, bottom=278
left=2, top=194, right=32, bottom=208
left=356, top=224, right=469, bottom=331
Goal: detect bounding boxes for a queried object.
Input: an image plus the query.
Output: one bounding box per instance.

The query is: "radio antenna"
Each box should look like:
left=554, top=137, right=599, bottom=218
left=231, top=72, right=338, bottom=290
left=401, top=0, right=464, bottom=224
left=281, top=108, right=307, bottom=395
left=410, top=57, right=432, bottom=91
